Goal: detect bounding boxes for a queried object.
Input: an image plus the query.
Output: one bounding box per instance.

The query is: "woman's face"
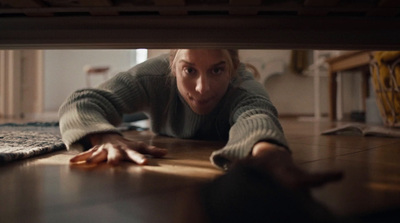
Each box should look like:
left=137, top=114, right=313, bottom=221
left=174, top=49, right=231, bottom=115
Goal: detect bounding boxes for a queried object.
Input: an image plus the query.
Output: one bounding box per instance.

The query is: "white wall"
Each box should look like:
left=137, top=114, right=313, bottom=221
left=43, top=50, right=135, bottom=112
left=43, top=49, right=361, bottom=117
left=240, top=50, right=327, bottom=116
left=241, top=50, right=362, bottom=117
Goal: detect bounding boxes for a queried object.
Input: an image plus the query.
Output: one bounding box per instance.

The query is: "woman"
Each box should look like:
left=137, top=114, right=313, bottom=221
left=59, top=49, right=341, bottom=189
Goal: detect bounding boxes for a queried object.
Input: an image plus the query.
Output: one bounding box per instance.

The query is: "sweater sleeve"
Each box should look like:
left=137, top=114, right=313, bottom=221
left=58, top=73, right=145, bottom=149
left=210, top=68, right=289, bottom=170
left=58, top=54, right=170, bottom=150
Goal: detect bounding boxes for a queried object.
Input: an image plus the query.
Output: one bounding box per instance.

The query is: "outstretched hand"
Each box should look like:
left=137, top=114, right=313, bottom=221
left=70, top=133, right=168, bottom=165
left=249, top=142, right=343, bottom=190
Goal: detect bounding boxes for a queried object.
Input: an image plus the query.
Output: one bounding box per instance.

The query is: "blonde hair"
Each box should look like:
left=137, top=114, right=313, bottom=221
left=169, top=49, right=240, bottom=78
left=169, top=49, right=260, bottom=80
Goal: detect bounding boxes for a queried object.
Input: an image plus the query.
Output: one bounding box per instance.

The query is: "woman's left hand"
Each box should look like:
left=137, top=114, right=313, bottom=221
left=249, top=142, right=343, bottom=190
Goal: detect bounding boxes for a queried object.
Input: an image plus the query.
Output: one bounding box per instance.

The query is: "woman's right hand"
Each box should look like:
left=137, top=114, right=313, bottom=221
left=250, top=142, right=343, bottom=190
left=69, top=133, right=168, bottom=166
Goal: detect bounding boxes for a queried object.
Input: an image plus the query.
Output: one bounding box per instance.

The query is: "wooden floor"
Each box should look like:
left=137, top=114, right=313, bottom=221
left=1, top=118, right=400, bottom=222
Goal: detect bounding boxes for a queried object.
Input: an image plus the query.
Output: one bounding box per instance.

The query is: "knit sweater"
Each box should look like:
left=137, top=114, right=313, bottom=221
left=59, top=54, right=288, bottom=170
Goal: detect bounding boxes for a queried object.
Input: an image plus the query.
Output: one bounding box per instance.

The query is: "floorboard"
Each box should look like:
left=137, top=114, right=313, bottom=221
left=1, top=117, right=399, bottom=222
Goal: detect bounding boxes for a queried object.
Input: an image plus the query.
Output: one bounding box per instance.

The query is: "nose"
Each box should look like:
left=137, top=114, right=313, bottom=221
left=195, top=74, right=210, bottom=94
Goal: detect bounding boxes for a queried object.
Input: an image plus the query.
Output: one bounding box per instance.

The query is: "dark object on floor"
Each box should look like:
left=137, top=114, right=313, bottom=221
left=201, top=162, right=400, bottom=223
left=201, top=163, right=337, bottom=223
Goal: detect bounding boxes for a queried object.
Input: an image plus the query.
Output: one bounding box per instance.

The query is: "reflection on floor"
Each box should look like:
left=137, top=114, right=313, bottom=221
left=0, top=117, right=399, bottom=222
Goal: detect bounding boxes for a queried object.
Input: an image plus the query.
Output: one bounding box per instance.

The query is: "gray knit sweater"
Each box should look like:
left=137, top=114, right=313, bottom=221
left=59, top=54, right=288, bottom=170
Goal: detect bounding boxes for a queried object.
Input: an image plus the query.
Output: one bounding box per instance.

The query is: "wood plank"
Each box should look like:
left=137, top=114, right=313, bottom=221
left=298, top=8, right=329, bottom=16
left=304, top=158, right=400, bottom=216
left=87, top=9, right=119, bottom=16
left=326, top=51, right=372, bottom=72
left=77, top=0, right=113, bottom=7
left=379, top=0, right=400, bottom=7
left=153, top=0, right=186, bottom=15
left=45, top=0, right=117, bottom=16
left=229, top=0, right=262, bottom=15
left=85, top=6, right=119, bottom=16
left=0, top=0, right=42, bottom=8
left=153, top=0, right=185, bottom=5
left=1, top=15, right=400, bottom=49
left=366, top=8, right=399, bottom=16
left=44, top=0, right=113, bottom=7
left=230, top=0, right=261, bottom=4
left=299, top=0, right=340, bottom=16
left=304, top=0, right=340, bottom=7
left=0, top=0, right=53, bottom=16
left=76, top=0, right=116, bottom=16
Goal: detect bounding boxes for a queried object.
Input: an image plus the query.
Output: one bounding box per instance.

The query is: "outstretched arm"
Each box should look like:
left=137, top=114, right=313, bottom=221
left=59, top=54, right=171, bottom=152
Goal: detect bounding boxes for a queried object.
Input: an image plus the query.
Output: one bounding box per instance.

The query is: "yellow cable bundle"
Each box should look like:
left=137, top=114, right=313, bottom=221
left=370, top=51, right=400, bottom=127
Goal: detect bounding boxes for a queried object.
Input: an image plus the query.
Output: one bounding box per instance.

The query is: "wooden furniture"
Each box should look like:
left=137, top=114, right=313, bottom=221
left=1, top=1, right=400, bottom=49
left=326, top=51, right=373, bottom=121
left=1, top=119, right=400, bottom=222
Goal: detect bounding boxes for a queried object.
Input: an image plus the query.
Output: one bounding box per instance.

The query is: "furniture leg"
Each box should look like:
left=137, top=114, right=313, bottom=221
left=329, top=71, right=337, bottom=121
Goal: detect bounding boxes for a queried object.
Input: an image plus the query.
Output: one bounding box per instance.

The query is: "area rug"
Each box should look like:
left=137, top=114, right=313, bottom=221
left=0, top=122, right=66, bottom=163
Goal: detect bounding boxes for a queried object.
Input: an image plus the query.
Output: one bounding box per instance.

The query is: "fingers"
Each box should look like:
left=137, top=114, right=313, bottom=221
left=122, top=142, right=167, bottom=165
left=144, top=145, right=168, bottom=158
left=70, top=146, right=108, bottom=165
left=125, top=149, right=148, bottom=165
left=87, top=147, right=108, bottom=164
left=134, top=141, right=168, bottom=158
left=107, top=146, right=124, bottom=166
left=70, top=147, right=97, bottom=163
left=70, top=138, right=167, bottom=166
